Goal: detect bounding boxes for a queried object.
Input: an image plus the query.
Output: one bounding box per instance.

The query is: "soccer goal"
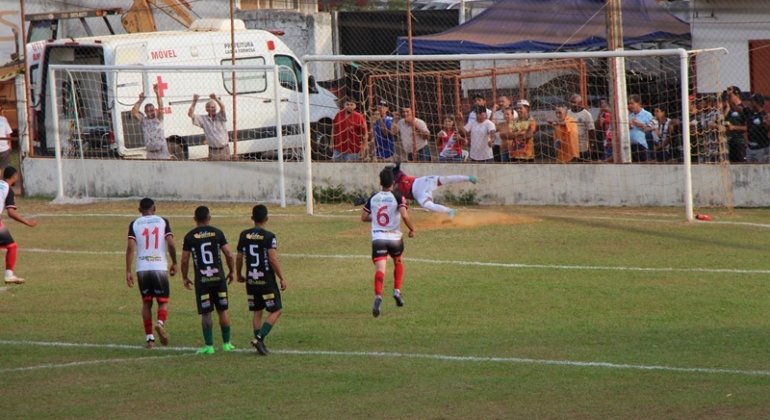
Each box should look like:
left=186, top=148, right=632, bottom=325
left=39, top=63, right=312, bottom=206
left=302, top=48, right=735, bottom=219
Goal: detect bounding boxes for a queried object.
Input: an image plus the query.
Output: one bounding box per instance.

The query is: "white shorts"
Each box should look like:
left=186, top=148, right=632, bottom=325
left=411, top=176, right=439, bottom=206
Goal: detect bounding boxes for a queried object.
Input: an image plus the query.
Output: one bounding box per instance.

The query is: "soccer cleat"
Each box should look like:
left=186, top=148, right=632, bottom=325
left=448, top=209, right=457, bottom=219
left=146, top=339, right=156, bottom=349
left=354, top=194, right=367, bottom=206
left=196, top=346, right=215, bottom=355
left=469, top=175, right=477, bottom=184
left=251, top=338, right=269, bottom=356
left=372, top=296, right=382, bottom=317
left=4, top=275, right=25, bottom=284
left=154, top=323, right=169, bottom=346
left=222, top=342, right=235, bottom=352
left=384, top=163, right=397, bottom=170
left=393, top=290, right=404, bottom=307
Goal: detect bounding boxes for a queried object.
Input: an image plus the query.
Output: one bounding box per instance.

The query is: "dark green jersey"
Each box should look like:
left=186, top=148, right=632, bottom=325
left=237, top=227, right=277, bottom=288
left=182, top=226, right=228, bottom=284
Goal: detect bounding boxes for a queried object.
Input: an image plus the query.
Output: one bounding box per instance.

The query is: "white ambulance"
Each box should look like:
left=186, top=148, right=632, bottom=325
left=25, top=19, right=338, bottom=160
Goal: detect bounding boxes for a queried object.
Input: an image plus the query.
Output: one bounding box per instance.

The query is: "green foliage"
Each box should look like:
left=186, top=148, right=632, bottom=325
left=294, top=182, right=376, bottom=205
left=436, top=188, right=479, bottom=206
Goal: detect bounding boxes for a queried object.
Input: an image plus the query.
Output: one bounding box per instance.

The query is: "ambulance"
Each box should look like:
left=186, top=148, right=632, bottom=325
left=25, top=19, right=339, bottom=159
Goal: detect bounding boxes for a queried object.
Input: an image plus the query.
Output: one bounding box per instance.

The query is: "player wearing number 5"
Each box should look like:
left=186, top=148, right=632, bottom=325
left=181, top=206, right=236, bottom=355
left=236, top=204, right=287, bottom=356
left=126, top=198, right=177, bottom=349
left=362, top=168, right=415, bottom=318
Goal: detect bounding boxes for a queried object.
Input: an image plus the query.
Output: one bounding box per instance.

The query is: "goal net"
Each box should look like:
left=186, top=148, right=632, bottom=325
left=303, top=49, right=733, bottom=218
left=42, top=64, right=313, bottom=205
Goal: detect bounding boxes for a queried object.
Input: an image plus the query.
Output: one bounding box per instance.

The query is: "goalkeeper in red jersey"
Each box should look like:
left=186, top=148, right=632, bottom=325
left=377, top=162, right=476, bottom=219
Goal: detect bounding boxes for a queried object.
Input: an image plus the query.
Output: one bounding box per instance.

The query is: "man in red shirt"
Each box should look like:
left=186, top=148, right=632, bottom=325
left=332, top=98, right=368, bottom=161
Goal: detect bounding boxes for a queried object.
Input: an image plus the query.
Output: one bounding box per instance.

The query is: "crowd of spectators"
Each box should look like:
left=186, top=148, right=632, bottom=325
left=329, top=89, right=770, bottom=164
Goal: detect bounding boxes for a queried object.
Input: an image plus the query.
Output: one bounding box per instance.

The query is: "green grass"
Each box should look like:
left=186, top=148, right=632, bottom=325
left=1, top=200, right=770, bottom=419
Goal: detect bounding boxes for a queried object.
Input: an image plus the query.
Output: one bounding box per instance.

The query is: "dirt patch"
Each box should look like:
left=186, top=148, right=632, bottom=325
left=344, top=210, right=538, bottom=237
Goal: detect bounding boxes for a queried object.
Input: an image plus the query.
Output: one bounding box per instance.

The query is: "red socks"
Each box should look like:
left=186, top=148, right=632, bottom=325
left=143, top=319, right=153, bottom=334
left=5, top=243, right=17, bottom=271
left=394, top=261, right=403, bottom=291
left=374, top=271, right=385, bottom=295
left=157, top=309, right=168, bottom=324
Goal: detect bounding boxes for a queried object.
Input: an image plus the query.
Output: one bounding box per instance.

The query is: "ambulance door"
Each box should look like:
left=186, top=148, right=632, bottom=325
left=114, top=43, right=148, bottom=152
left=273, top=54, right=303, bottom=149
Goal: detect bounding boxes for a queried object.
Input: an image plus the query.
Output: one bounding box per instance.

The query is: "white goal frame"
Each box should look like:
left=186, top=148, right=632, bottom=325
left=47, top=64, right=299, bottom=205
left=301, top=49, right=694, bottom=220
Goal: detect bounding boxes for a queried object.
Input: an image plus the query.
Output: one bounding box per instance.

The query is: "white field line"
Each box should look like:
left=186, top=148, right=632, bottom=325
left=0, top=340, right=767, bottom=377
left=22, top=248, right=770, bottom=275
left=0, top=352, right=193, bottom=373
left=23, top=211, right=770, bottom=227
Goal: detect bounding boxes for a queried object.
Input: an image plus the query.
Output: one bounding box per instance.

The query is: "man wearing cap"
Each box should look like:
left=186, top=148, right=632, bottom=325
left=724, top=86, right=747, bottom=163
left=332, top=98, right=368, bottom=162
left=371, top=100, right=395, bottom=162
left=506, top=99, right=537, bottom=162
left=744, top=93, right=770, bottom=163
left=466, top=94, right=492, bottom=126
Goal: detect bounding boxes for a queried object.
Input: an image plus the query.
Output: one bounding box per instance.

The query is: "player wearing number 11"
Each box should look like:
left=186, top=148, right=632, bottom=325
left=362, top=168, right=415, bottom=318
left=181, top=206, right=236, bottom=355
left=126, top=198, right=177, bottom=349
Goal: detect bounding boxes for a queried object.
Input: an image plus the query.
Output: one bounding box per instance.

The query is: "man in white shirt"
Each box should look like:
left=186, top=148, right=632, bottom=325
left=390, top=107, right=431, bottom=162
left=461, top=105, right=496, bottom=162
left=567, top=94, right=595, bottom=162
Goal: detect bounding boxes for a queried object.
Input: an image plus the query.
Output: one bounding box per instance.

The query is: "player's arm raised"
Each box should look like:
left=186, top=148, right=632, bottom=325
left=181, top=250, right=192, bottom=289
left=222, top=244, right=235, bottom=284
left=125, top=238, right=136, bottom=287
left=399, top=206, right=415, bottom=238
left=166, top=236, right=178, bottom=276
left=268, top=248, right=287, bottom=291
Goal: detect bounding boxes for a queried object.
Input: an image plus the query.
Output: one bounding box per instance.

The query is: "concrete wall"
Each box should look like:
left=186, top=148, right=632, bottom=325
left=21, top=158, right=770, bottom=207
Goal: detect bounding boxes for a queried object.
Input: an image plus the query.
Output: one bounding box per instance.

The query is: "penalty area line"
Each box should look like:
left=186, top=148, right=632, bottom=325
left=1, top=340, right=767, bottom=377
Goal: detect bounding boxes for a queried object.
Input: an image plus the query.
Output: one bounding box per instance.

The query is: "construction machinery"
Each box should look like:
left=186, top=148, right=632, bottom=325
left=121, top=0, right=198, bottom=33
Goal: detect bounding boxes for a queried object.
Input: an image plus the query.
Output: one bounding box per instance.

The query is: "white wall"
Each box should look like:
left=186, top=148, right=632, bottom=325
left=20, top=159, right=770, bottom=207
left=691, top=0, right=770, bottom=93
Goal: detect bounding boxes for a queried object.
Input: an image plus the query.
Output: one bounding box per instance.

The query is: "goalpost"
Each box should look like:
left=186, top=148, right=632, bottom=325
left=43, top=64, right=304, bottom=205
left=302, top=49, right=734, bottom=220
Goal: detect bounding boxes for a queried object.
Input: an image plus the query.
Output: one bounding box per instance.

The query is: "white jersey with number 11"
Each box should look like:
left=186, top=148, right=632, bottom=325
left=128, top=215, right=173, bottom=272
left=364, top=190, right=407, bottom=241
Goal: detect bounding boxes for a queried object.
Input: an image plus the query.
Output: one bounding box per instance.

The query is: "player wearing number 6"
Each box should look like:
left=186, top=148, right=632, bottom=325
left=362, top=168, right=415, bottom=318
left=126, top=198, right=177, bottom=349
left=181, top=206, right=236, bottom=355
left=236, top=205, right=287, bottom=356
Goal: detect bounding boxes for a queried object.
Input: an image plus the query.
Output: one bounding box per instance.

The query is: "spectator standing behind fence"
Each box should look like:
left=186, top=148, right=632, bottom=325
left=371, top=100, right=395, bottom=162
left=390, top=107, right=431, bottom=162
left=332, top=98, right=368, bottom=162
left=548, top=107, right=579, bottom=163
left=596, top=99, right=613, bottom=162
left=508, top=100, right=537, bottom=162
left=703, top=95, right=726, bottom=163
left=132, top=84, right=170, bottom=160
left=628, top=95, right=652, bottom=162
left=460, top=105, right=496, bottom=163
left=437, top=115, right=466, bottom=163
left=491, top=95, right=515, bottom=162
left=744, top=93, right=770, bottom=163
left=724, top=86, right=747, bottom=163
left=650, top=105, right=673, bottom=162
left=495, top=107, right=516, bottom=162
left=0, top=112, right=12, bottom=172
left=567, top=94, right=595, bottom=162
left=689, top=95, right=709, bottom=163
left=189, top=93, right=230, bottom=161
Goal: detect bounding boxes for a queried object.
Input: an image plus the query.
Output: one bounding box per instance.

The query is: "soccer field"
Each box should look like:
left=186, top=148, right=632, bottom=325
left=1, top=199, right=769, bottom=419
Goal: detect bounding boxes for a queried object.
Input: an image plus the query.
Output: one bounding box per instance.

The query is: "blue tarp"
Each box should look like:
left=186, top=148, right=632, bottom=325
left=397, top=0, right=690, bottom=54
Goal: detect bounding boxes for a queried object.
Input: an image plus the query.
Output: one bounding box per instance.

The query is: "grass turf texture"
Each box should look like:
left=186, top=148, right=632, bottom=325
left=1, top=199, right=769, bottom=419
